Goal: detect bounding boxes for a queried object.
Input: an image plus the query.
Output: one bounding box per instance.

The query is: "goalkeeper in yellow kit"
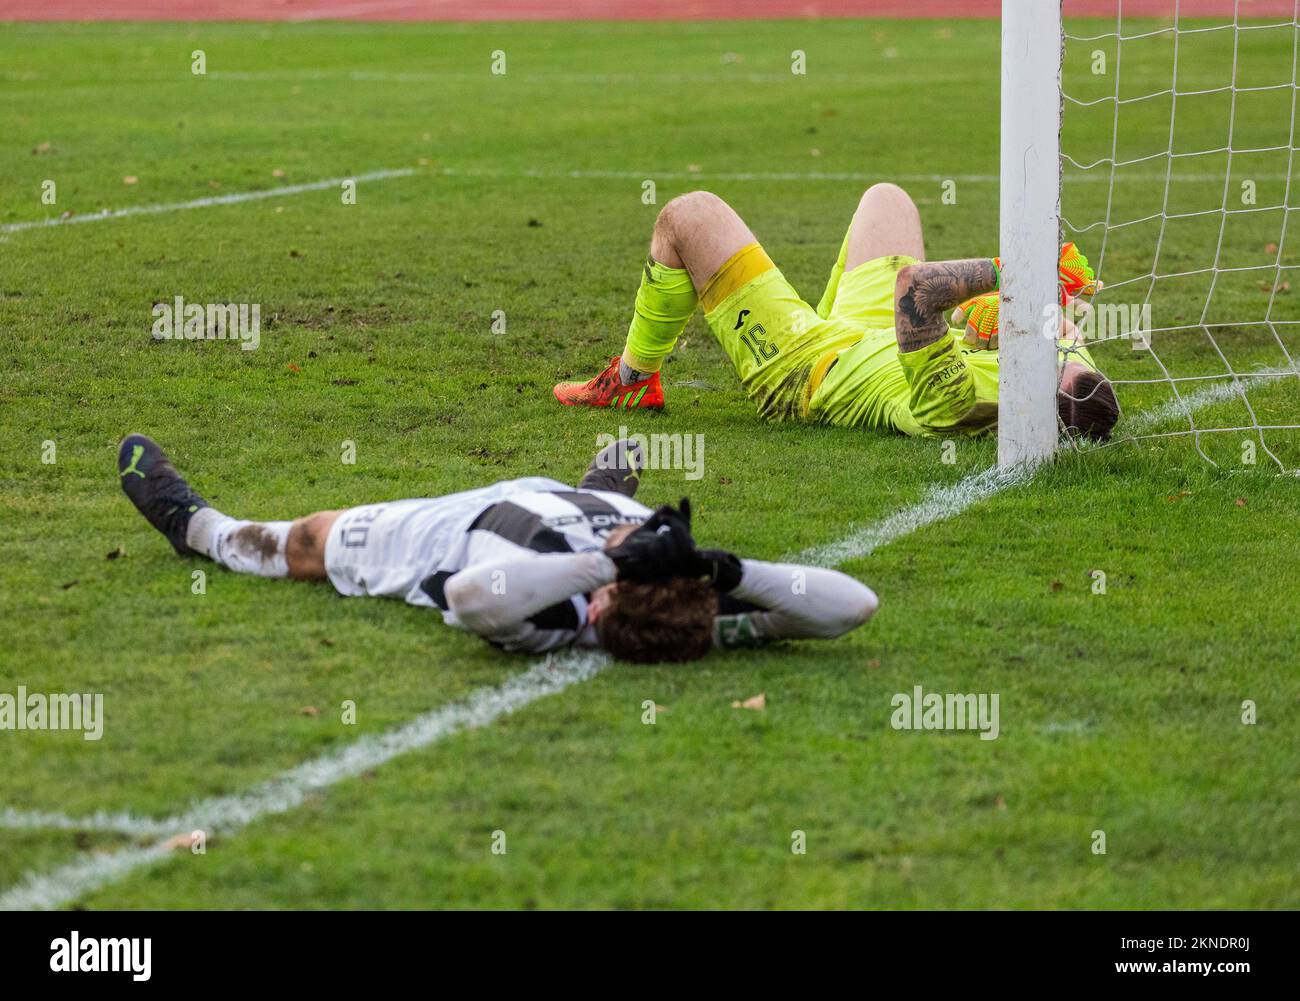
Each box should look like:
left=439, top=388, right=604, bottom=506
left=554, top=184, right=1119, bottom=441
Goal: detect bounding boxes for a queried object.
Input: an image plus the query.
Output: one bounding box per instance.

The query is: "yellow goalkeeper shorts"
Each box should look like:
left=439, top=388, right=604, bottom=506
left=700, top=243, right=865, bottom=421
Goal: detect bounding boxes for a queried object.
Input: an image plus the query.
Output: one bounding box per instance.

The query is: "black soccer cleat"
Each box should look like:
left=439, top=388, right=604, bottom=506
left=117, top=434, right=209, bottom=556
left=577, top=438, right=646, bottom=497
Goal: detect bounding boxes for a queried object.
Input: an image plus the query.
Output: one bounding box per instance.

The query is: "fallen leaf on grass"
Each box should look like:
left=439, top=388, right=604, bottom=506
left=298, top=706, right=320, bottom=717
left=122, top=175, right=138, bottom=185
left=1235, top=497, right=1247, bottom=507
left=272, top=168, right=285, bottom=177
left=731, top=692, right=766, bottom=711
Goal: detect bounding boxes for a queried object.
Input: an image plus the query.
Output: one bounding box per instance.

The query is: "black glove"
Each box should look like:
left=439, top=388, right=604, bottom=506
left=607, top=498, right=743, bottom=592
left=688, top=548, right=744, bottom=593
left=655, top=498, right=742, bottom=591
left=606, top=500, right=697, bottom=583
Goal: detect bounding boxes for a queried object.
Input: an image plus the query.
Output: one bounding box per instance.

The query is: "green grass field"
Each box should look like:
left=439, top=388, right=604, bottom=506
left=1, top=17, right=1297, bottom=909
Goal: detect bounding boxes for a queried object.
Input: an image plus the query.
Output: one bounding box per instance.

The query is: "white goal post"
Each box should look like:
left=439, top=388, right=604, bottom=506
left=999, top=1, right=1300, bottom=471
left=999, top=0, right=1064, bottom=468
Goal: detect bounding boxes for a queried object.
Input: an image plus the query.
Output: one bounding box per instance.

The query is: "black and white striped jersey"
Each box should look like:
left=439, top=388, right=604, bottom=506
left=419, top=484, right=652, bottom=652
left=326, top=476, right=875, bottom=656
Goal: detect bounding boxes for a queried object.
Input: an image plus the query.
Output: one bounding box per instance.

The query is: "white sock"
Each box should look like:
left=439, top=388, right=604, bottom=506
left=186, top=507, right=291, bottom=578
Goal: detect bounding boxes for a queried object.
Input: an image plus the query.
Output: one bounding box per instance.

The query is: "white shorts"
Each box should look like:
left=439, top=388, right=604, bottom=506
left=322, top=477, right=569, bottom=606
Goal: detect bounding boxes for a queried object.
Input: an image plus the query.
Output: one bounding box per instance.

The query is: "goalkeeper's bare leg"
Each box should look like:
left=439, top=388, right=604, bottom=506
left=553, top=190, right=757, bottom=409
left=814, top=182, right=928, bottom=319
left=553, top=183, right=930, bottom=411
left=844, top=182, right=927, bottom=267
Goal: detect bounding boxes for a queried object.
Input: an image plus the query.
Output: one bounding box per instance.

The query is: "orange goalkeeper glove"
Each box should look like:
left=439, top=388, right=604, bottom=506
left=1058, top=241, right=1101, bottom=298
left=953, top=245, right=1100, bottom=350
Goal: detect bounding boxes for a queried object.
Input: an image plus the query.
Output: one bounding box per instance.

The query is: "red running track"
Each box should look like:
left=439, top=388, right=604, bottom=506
left=1, top=0, right=1295, bottom=23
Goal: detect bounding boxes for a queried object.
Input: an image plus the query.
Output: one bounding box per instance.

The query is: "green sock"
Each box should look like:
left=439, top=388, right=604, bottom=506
left=621, top=257, right=697, bottom=380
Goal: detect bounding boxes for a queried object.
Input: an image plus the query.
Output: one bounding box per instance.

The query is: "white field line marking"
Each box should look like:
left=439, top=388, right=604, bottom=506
left=432, top=166, right=1283, bottom=185
left=0, top=65, right=1254, bottom=88
left=1118, top=369, right=1292, bottom=434
left=0, top=652, right=607, bottom=911
left=793, top=465, right=1031, bottom=568
left=0, top=168, right=415, bottom=235
left=0, top=375, right=1265, bottom=909
left=0, top=808, right=175, bottom=838
left=0, top=162, right=1270, bottom=242
left=190, top=67, right=1270, bottom=88
left=217, top=69, right=977, bottom=84
left=793, top=375, right=1286, bottom=569
left=5, top=844, right=178, bottom=913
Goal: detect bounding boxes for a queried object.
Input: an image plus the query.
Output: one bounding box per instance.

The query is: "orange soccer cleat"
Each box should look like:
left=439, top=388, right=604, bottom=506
left=553, top=356, right=666, bottom=409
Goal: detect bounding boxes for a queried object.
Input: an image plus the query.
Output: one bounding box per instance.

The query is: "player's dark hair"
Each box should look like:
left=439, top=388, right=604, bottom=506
left=597, top=578, right=718, bottom=664
left=1058, top=370, right=1120, bottom=442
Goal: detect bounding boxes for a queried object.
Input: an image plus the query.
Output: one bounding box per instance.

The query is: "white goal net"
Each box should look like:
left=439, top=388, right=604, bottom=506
left=1060, top=0, right=1300, bottom=470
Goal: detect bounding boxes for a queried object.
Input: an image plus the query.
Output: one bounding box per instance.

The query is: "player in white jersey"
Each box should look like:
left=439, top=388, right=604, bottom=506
left=117, top=434, right=877, bottom=663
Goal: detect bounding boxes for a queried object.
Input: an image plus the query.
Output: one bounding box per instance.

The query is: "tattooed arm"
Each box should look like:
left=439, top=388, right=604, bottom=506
left=893, top=259, right=999, bottom=353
